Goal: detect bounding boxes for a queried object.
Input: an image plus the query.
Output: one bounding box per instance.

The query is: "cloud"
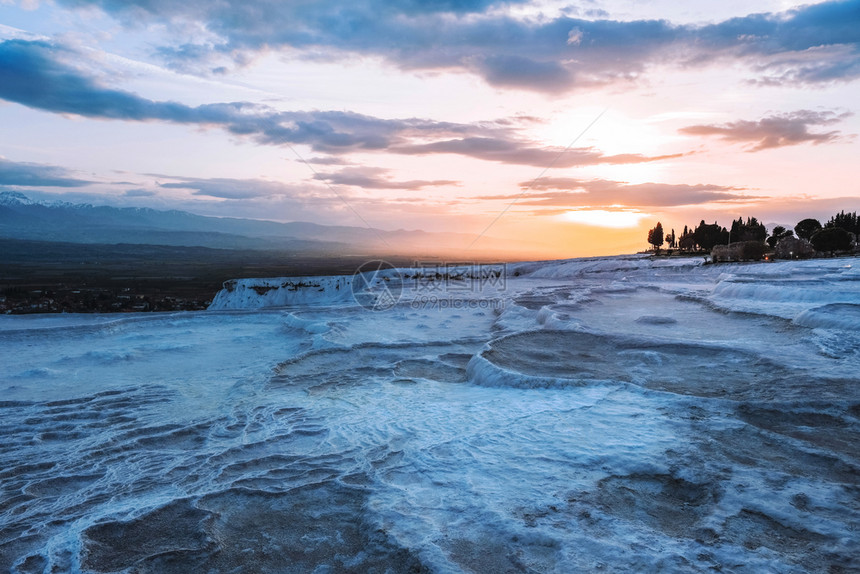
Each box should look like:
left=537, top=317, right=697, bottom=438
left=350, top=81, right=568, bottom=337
left=475, top=177, right=758, bottom=207
left=566, top=27, right=583, bottom=46
left=393, top=138, right=687, bottom=167
left=303, top=156, right=352, bottom=166
left=679, top=110, right=852, bottom=151
left=723, top=1, right=860, bottom=85
left=0, top=39, right=686, bottom=168
left=313, top=167, right=459, bottom=190
left=53, top=0, right=860, bottom=91
left=157, top=177, right=313, bottom=200
left=748, top=44, right=860, bottom=86
left=0, top=157, right=93, bottom=187
left=475, top=55, right=574, bottom=92
left=140, top=173, right=459, bottom=226
left=0, top=40, right=201, bottom=121
left=0, top=39, right=502, bottom=152
left=123, top=188, right=156, bottom=197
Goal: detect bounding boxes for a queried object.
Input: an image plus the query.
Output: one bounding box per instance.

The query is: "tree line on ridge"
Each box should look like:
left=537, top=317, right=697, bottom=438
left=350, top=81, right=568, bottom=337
left=646, top=211, right=859, bottom=261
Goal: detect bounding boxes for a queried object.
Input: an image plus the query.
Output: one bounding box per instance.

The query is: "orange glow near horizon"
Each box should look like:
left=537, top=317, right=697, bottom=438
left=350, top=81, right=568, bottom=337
left=559, top=209, right=652, bottom=229
left=461, top=212, right=657, bottom=260
left=0, top=0, right=857, bottom=261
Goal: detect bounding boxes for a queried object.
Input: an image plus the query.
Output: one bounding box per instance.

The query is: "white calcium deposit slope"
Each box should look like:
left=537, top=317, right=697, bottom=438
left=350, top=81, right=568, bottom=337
left=1, top=255, right=858, bottom=573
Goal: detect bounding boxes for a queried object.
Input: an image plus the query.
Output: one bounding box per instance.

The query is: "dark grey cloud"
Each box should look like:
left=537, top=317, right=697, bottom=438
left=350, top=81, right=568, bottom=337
left=0, top=40, right=203, bottom=121
left=476, top=55, right=574, bottom=92
left=680, top=110, right=852, bottom=151
left=0, top=39, right=504, bottom=153
left=54, top=0, right=860, bottom=91
left=313, top=167, right=459, bottom=190
left=704, top=1, right=860, bottom=85
left=60, top=0, right=524, bottom=19
left=0, top=39, right=688, bottom=168
left=0, top=157, right=93, bottom=187
left=476, top=178, right=757, bottom=207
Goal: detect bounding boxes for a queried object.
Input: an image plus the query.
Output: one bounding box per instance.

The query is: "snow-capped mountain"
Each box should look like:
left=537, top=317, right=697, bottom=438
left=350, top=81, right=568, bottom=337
left=0, top=191, right=36, bottom=206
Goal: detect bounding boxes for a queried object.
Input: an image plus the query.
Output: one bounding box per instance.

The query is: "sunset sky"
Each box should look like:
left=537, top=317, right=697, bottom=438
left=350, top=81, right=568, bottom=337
left=1, top=0, right=859, bottom=257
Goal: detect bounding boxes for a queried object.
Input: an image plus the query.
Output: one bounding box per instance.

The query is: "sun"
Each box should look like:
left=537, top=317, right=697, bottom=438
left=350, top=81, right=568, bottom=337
left=559, top=209, right=651, bottom=228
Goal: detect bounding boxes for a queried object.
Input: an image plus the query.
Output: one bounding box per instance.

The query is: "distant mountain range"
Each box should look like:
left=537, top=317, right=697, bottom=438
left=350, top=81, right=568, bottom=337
left=0, top=192, right=523, bottom=257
